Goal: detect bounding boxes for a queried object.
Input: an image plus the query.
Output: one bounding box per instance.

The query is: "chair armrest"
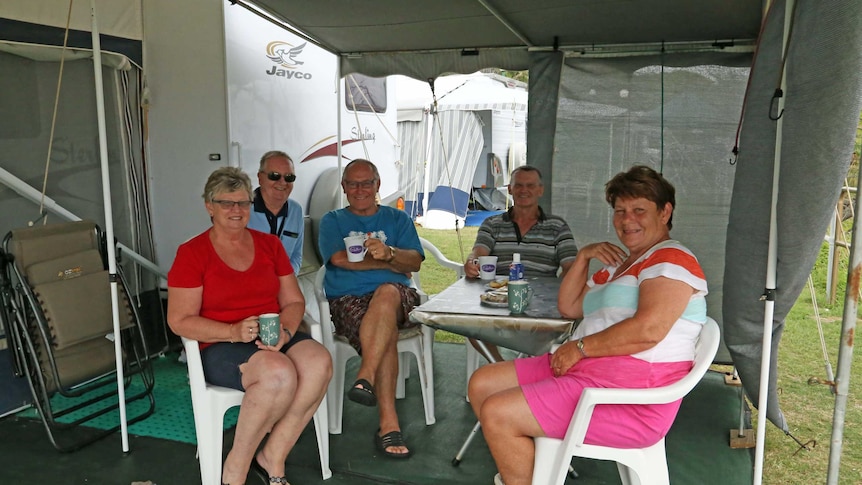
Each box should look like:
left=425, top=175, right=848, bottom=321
left=302, top=313, right=325, bottom=344
left=419, top=237, right=465, bottom=277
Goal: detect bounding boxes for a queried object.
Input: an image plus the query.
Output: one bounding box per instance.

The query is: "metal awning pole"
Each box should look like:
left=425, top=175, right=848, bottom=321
left=826, top=171, right=861, bottom=484
left=90, top=0, right=129, bottom=453
left=753, top=1, right=795, bottom=483
left=336, top=60, right=344, bottom=207
left=0, top=166, right=166, bottom=278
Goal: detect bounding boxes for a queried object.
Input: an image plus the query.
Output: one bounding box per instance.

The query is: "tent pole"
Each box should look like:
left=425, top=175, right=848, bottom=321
left=336, top=61, right=344, bottom=207
left=90, top=0, right=130, bottom=453
left=422, top=108, right=434, bottom=219
left=826, top=172, right=861, bottom=484
left=753, top=1, right=794, bottom=483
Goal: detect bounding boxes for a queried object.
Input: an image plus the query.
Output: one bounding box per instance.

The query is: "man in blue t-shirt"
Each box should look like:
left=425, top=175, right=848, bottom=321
left=318, top=159, right=425, bottom=460
left=248, top=150, right=304, bottom=274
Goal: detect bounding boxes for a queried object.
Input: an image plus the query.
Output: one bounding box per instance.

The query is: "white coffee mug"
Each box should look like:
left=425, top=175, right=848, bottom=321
left=343, top=235, right=368, bottom=262
left=478, top=255, right=498, bottom=280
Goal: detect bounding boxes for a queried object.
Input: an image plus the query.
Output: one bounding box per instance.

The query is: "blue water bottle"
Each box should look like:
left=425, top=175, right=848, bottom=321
left=509, top=253, right=524, bottom=281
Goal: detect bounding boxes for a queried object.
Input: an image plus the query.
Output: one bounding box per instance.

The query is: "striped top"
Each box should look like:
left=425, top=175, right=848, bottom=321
left=571, top=240, right=708, bottom=363
left=473, top=207, right=578, bottom=277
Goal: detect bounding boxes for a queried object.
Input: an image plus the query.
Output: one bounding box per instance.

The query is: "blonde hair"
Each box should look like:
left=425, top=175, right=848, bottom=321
left=202, top=166, right=253, bottom=202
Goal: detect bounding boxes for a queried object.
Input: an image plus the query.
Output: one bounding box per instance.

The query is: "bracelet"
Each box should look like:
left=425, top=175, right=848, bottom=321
left=282, top=327, right=293, bottom=340
left=576, top=338, right=588, bottom=358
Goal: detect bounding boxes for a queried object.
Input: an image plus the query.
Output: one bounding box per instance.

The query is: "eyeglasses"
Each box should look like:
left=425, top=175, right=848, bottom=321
left=263, top=171, right=296, bottom=183
left=344, top=179, right=377, bottom=190
left=211, top=199, right=252, bottom=209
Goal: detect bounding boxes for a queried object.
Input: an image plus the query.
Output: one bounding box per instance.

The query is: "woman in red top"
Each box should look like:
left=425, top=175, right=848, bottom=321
left=168, top=167, right=332, bottom=485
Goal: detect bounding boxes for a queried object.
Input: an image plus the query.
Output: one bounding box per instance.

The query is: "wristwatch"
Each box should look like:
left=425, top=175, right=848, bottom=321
left=387, top=245, right=397, bottom=262
left=576, top=338, right=588, bottom=358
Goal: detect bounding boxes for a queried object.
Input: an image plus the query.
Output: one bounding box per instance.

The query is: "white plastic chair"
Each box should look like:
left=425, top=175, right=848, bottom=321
left=181, top=337, right=332, bottom=484
left=414, top=237, right=484, bottom=399
left=531, top=318, right=721, bottom=485
left=312, top=265, right=436, bottom=434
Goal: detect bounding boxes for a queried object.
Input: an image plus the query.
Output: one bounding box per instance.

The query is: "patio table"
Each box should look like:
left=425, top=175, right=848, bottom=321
left=410, top=275, right=576, bottom=465
left=410, top=276, right=575, bottom=356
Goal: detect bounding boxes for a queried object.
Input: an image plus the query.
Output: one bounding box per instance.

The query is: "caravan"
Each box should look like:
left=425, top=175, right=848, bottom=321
left=145, top=2, right=401, bottom=271
left=223, top=6, right=401, bottom=214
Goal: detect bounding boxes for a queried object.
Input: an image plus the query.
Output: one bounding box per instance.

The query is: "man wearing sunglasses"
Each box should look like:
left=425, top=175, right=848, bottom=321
left=248, top=150, right=304, bottom=273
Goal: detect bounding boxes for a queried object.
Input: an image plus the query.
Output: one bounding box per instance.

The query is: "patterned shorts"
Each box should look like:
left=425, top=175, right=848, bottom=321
left=328, top=282, right=420, bottom=355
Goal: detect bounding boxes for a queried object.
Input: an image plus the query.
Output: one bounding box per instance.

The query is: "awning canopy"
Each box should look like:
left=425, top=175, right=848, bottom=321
left=245, top=0, right=763, bottom=78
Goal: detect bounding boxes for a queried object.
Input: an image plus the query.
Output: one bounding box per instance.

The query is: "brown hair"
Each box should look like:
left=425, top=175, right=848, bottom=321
left=510, top=165, right=543, bottom=185
left=605, top=165, right=676, bottom=229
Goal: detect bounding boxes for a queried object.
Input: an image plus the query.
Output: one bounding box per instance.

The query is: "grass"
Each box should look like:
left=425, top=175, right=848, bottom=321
left=415, top=224, right=861, bottom=484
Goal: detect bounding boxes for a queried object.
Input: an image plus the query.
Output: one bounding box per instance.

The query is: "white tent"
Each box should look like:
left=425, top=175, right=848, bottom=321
left=395, top=72, right=527, bottom=229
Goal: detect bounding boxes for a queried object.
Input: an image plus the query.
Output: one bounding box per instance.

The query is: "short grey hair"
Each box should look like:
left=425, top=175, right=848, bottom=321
left=202, top=166, right=253, bottom=202
left=258, top=150, right=294, bottom=172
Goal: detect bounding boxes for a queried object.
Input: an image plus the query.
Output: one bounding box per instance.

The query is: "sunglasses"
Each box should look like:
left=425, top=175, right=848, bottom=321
left=263, top=171, right=297, bottom=183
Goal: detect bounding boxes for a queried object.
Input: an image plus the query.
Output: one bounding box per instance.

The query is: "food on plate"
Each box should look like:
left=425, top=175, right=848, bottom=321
left=481, top=291, right=507, bottom=304
left=488, top=278, right=508, bottom=289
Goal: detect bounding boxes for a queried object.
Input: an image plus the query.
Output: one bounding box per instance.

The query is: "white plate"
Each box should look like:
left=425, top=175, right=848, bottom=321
left=485, top=278, right=509, bottom=290
left=480, top=291, right=508, bottom=307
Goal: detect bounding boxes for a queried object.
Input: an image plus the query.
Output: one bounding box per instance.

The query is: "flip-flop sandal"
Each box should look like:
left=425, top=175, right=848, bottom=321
left=347, top=378, right=377, bottom=407
left=375, top=430, right=413, bottom=459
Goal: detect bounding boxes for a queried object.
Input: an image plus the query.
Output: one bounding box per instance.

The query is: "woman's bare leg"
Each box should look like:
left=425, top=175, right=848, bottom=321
left=256, top=340, right=332, bottom=478
left=480, top=387, right=545, bottom=485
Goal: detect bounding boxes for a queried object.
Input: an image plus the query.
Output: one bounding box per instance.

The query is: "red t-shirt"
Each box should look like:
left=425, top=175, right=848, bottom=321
left=167, top=229, right=293, bottom=349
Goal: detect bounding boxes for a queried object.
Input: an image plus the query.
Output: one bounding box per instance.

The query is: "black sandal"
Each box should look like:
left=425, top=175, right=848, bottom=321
left=251, top=456, right=290, bottom=484
left=347, top=378, right=377, bottom=407
left=375, top=429, right=413, bottom=459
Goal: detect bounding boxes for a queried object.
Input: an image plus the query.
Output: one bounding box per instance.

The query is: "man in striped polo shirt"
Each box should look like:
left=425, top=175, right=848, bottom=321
left=464, top=165, right=579, bottom=361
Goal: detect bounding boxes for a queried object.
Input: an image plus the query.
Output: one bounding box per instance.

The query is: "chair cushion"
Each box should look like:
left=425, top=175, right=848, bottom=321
left=32, top=270, right=135, bottom=350
left=36, top=334, right=119, bottom=393
left=9, top=221, right=99, bottom=268
left=27, top=249, right=134, bottom=350
left=25, top=248, right=104, bottom=285
left=298, top=217, right=321, bottom=278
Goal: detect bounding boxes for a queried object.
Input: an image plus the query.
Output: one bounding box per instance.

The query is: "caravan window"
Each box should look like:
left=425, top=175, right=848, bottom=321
left=345, top=74, right=387, bottom=113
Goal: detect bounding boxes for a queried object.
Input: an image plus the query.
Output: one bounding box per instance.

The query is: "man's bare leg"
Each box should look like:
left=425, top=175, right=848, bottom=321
left=355, top=284, right=410, bottom=455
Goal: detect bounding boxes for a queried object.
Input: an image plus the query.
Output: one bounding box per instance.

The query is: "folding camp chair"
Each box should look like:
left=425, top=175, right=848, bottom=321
left=0, top=220, right=155, bottom=452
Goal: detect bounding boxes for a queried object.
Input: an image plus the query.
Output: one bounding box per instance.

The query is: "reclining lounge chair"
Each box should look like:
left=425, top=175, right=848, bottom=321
left=0, top=220, right=155, bottom=452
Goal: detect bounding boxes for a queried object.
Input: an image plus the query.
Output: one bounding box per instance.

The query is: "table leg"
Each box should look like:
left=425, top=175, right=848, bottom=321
left=473, top=339, right=498, bottom=364
left=451, top=420, right=482, bottom=466
left=453, top=339, right=499, bottom=466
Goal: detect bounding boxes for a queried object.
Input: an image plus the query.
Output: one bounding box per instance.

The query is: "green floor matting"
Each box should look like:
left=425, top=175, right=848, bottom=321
left=18, top=354, right=236, bottom=444
left=6, top=342, right=754, bottom=484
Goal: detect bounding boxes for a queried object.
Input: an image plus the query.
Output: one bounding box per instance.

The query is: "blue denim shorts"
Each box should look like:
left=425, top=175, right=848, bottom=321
left=199, top=331, right=312, bottom=391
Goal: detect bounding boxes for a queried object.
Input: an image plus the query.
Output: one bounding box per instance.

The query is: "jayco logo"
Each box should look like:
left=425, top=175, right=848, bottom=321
left=265, top=41, right=313, bottom=80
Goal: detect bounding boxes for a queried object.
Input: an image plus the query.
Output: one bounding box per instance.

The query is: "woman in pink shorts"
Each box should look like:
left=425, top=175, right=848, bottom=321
left=468, top=165, right=709, bottom=485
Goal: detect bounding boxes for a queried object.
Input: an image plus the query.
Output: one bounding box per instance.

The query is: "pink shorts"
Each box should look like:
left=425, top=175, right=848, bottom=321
left=516, top=353, right=692, bottom=448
